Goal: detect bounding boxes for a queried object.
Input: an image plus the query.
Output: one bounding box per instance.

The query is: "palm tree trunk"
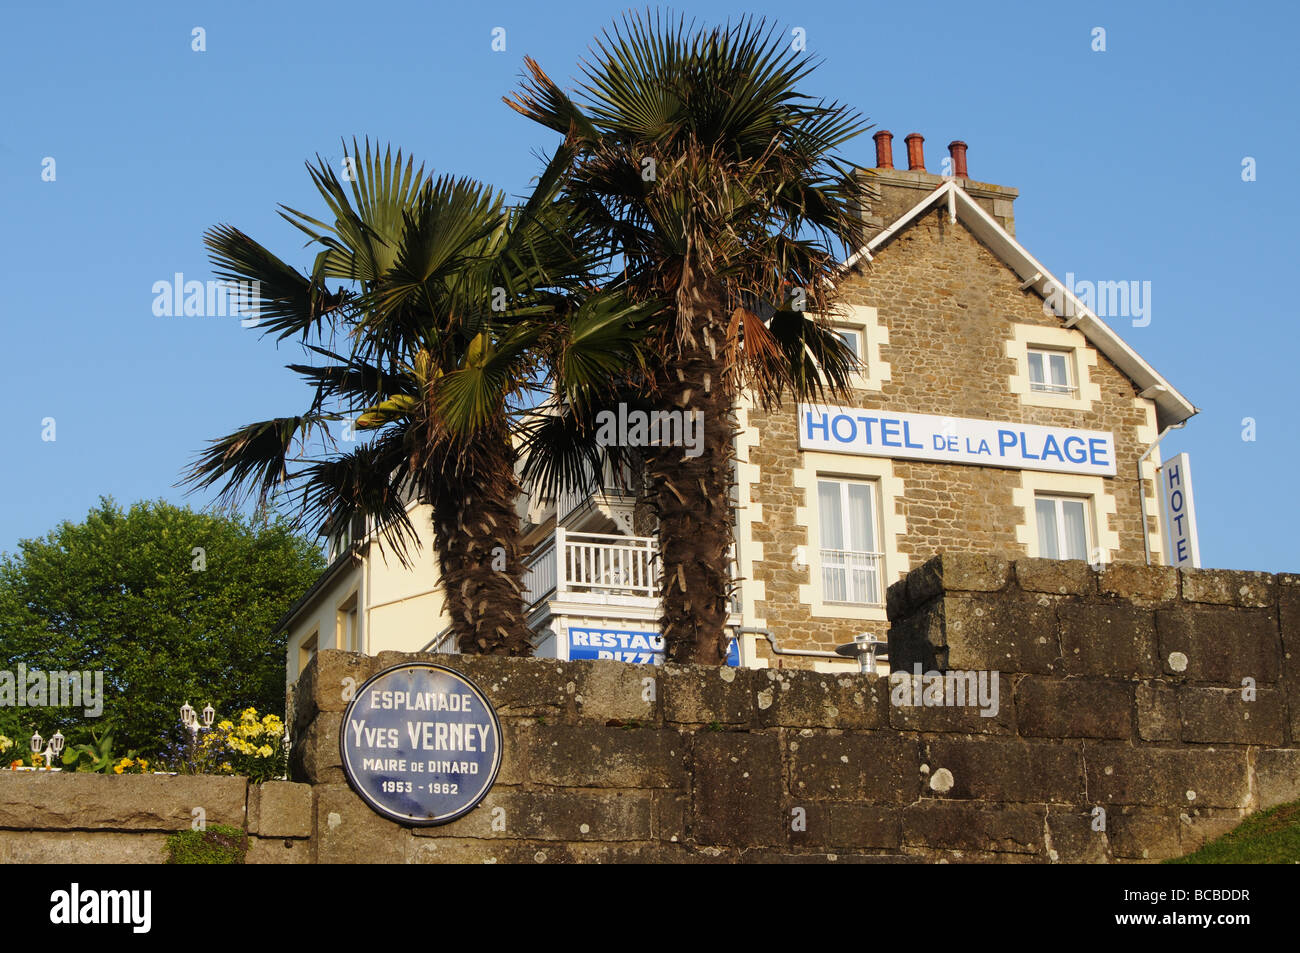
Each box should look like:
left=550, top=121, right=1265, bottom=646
left=430, top=435, right=534, bottom=656
left=647, top=285, right=736, bottom=665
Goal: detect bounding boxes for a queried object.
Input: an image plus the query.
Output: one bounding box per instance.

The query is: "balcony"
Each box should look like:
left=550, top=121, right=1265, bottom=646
left=524, top=528, right=742, bottom=614
left=524, top=529, right=659, bottom=606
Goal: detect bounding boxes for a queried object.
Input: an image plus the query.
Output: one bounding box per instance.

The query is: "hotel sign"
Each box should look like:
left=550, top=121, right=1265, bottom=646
left=340, top=663, right=502, bottom=826
left=798, top=405, right=1116, bottom=477
left=1159, top=452, right=1201, bottom=568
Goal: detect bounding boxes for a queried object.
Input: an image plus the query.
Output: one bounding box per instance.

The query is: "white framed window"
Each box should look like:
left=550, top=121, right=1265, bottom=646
left=817, top=478, right=884, bottom=605
left=834, top=326, right=864, bottom=367
left=1035, top=494, right=1091, bottom=561
left=809, top=305, right=890, bottom=393
left=1008, top=325, right=1098, bottom=412
left=1027, top=348, right=1076, bottom=396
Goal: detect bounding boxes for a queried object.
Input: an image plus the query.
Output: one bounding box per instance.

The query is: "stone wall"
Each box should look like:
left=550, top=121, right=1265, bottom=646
left=3, top=557, right=1296, bottom=863
left=886, top=554, right=1300, bottom=859
left=0, top=773, right=312, bottom=864
left=281, top=558, right=1296, bottom=862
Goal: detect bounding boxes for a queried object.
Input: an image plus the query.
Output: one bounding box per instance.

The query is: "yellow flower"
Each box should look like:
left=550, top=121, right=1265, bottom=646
left=256, top=745, right=273, bottom=758
left=220, top=762, right=233, bottom=772
left=217, top=720, right=234, bottom=732
left=113, top=764, right=125, bottom=775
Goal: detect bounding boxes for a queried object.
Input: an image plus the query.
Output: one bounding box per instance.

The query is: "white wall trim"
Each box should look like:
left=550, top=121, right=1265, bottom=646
left=1006, top=323, right=1101, bottom=413
left=1134, top=397, right=1165, bottom=564
left=826, top=303, right=891, bottom=393
left=733, top=394, right=767, bottom=645
left=1013, top=470, right=1120, bottom=564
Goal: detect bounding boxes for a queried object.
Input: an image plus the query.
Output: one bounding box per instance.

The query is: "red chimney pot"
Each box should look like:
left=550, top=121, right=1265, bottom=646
left=873, top=130, right=894, bottom=170
left=948, top=140, right=969, bottom=179
left=904, top=133, right=925, bottom=172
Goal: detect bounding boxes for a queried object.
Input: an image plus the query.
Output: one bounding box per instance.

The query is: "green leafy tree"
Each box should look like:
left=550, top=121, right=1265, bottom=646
left=507, top=12, right=868, bottom=662
left=0, top=498, right=324, bottom=755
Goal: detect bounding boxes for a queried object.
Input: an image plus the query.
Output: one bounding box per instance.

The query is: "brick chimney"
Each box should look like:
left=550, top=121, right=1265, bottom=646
left=873, top=130, right=894, bottom=170
left=855, top=132, right=1019, bottom=242
left=948, top=140, right=968, bottom=179
left=904, top=133, right=925, bottom=172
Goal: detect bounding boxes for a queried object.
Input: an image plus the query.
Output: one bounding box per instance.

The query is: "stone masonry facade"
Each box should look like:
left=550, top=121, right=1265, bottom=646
left=4, top=559, right=1293, bottom=864
left=744, top=170, right=1164, bottom=658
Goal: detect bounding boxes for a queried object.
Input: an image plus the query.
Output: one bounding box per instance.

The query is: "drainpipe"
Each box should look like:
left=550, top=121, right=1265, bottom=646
left=1138, top=423, right=1184, bottom=566
left=735, top=626, right=843, bottom=661
left=362, top=542, right=370, bottom=654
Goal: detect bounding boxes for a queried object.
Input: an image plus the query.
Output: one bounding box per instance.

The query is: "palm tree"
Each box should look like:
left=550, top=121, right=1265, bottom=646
left=185, top=141, right=647, bottom=656
left=506, top=13, right=869, bottom=663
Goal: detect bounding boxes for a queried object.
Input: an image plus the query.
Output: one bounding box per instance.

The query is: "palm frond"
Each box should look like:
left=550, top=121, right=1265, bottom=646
left=203, top=225, right=347, bottom=341
left=184, top=416, right=323, bottom=508
left=295, top=432, right=423, bottom=566
left=516, top=404, right=632, bottom=505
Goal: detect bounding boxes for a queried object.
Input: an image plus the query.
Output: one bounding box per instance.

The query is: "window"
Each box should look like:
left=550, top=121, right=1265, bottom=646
left=337, top=592, right=360, bottom=652
left=817, top=478, right=884, bottom=605
left=1027, top=348, right=1076, bottom=396
left=298, top=629, right=318, bottom=675
left=328, top=513, right=368, bottom=561
left=1008, top=326, right=1096, bottom=412
left=1035, top=494, right=1090, bottom=560
left=830, top=325, right=867, bottom=373
left=836, top=327, right=862, bottom=361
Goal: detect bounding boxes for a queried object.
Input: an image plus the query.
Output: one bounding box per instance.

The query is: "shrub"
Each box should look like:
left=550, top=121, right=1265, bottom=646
left=165, top=824, right=249, bottom=864
left=0, top=497, right=324, bottom=755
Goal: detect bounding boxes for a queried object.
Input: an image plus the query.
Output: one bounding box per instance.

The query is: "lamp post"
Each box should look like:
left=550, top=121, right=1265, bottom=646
left=180, top=701, right=216, bottom=740
left=28, top=729, right=64, bottom=769
left=180, top=702, right=216, bottom=772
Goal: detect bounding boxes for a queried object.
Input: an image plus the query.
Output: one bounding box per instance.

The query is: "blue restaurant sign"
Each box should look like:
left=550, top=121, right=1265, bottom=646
left=567, top=627, right=740, bottom=666
left=339, top=663, right=502, bottom=825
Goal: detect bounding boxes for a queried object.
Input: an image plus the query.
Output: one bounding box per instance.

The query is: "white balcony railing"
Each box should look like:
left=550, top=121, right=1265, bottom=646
left=524, top=530, right=659, bottom=605
left=821, top=549, right=884, bottom=606
left=1029, top=381, right=1078, bottom=396
left=524, top=529, right=743, bottom=613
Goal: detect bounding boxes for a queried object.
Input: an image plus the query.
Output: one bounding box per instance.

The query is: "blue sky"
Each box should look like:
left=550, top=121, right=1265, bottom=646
left=1, top=0, right=1295, bottom=571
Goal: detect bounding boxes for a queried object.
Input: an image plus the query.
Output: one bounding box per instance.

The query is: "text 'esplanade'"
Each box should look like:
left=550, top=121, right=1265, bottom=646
left=368, top=690, right=473, bottom=712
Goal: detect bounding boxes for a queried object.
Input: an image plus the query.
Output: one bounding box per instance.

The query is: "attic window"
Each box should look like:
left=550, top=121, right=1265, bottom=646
left=834, top=327, right=864, bottom=366
left=1027, top=348, right=1076, bottom=396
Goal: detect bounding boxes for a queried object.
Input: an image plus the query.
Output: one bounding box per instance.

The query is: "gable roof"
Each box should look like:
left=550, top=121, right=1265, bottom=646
left=840, top=179, right=1198, bottom=431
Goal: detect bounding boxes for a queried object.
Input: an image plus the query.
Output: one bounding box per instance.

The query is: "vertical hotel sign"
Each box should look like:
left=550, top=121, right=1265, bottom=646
left=1159, top=452, right=1201, bottom=568
left=340, top=663, right=502, bottom=825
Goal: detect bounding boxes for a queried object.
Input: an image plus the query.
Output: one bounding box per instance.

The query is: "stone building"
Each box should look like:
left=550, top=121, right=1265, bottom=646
left=277, top=132, right=1197, bottom=683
